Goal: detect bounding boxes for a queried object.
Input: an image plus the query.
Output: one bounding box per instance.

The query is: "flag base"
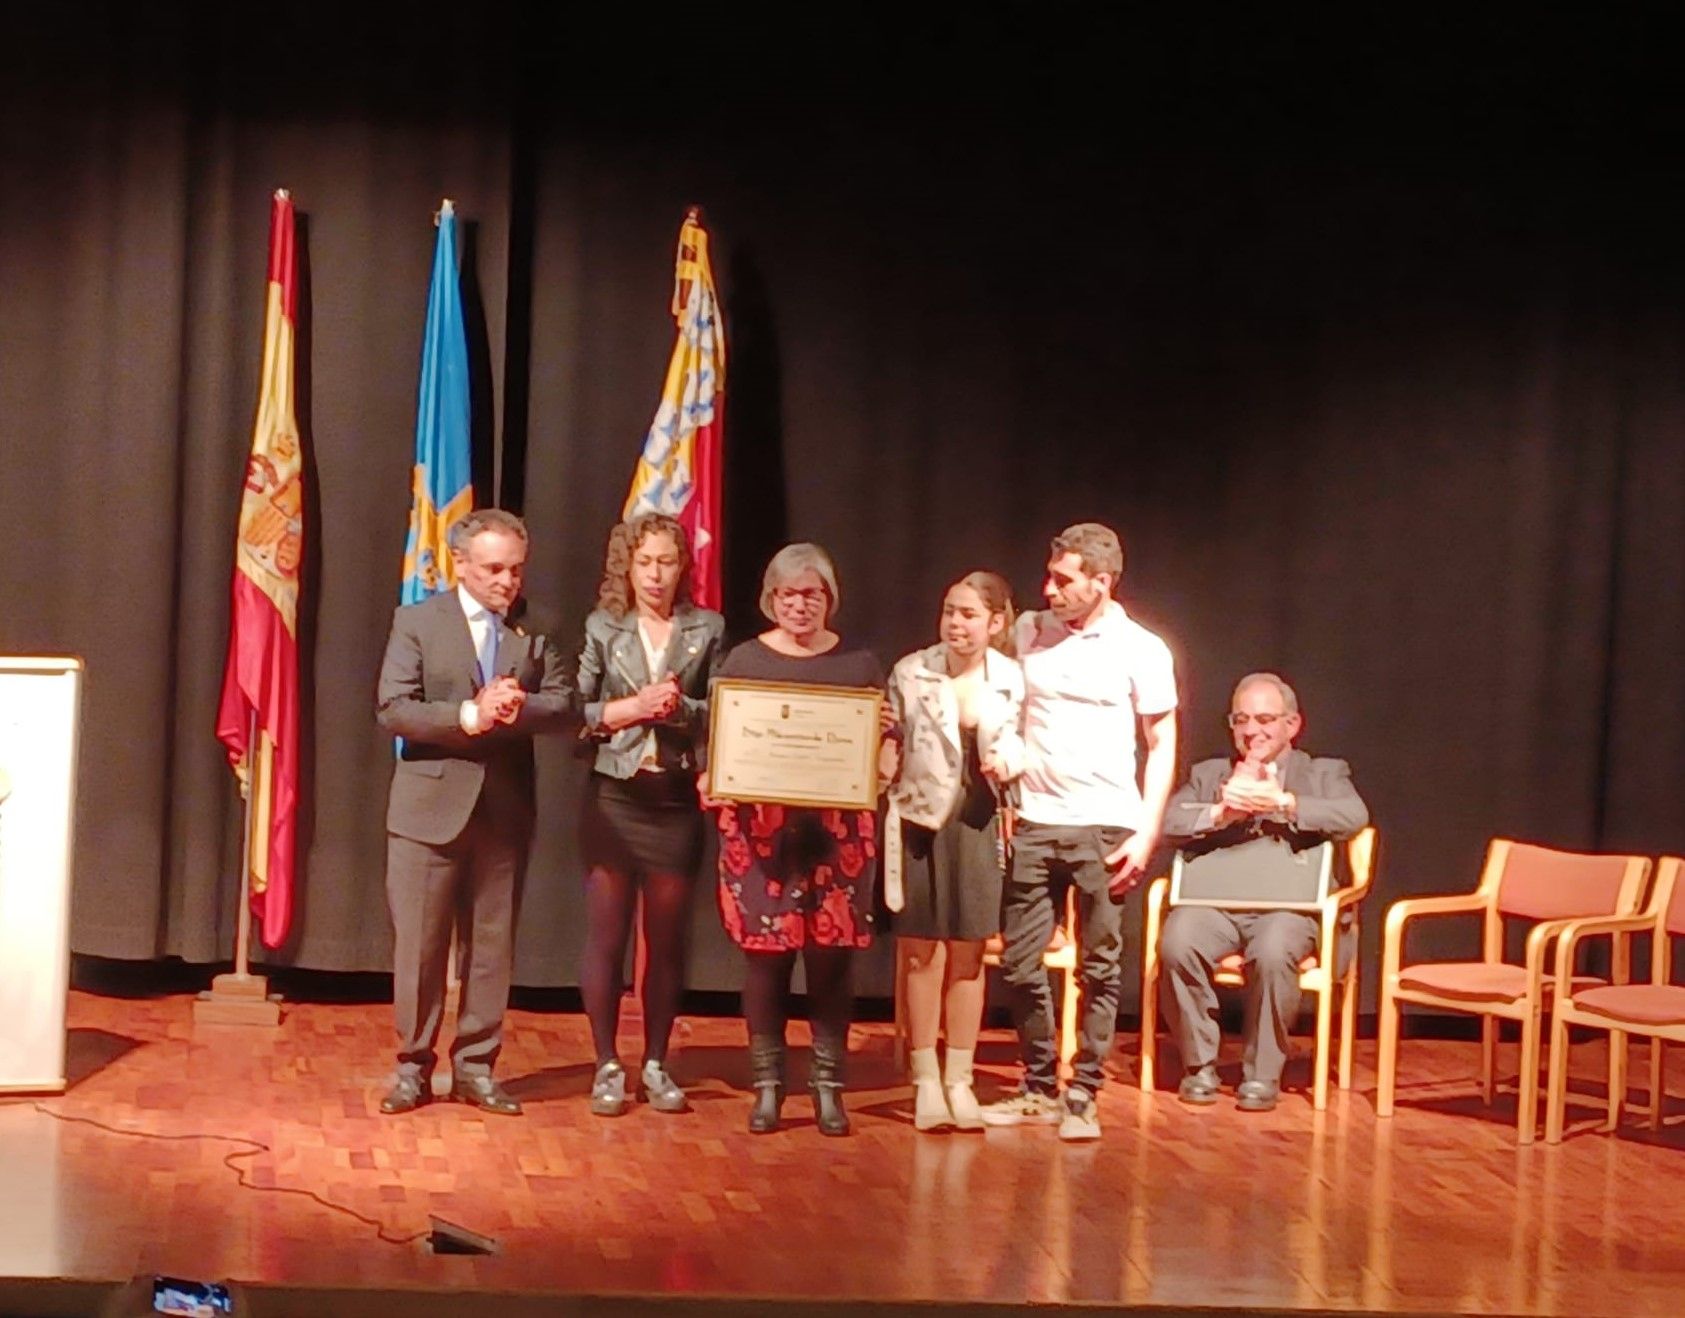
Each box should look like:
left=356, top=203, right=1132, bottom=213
left=192, top=973, right=283, bottom=1027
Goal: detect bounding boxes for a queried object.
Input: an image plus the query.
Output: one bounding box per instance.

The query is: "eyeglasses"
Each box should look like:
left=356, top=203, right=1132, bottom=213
left=773, top=587, right=827, bottom=606
left=1227, top=712, right=1287, bottom=728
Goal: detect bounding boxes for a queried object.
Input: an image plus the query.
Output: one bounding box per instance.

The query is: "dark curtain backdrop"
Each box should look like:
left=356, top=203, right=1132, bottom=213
left=2, top=11, right=1681, bottom=1008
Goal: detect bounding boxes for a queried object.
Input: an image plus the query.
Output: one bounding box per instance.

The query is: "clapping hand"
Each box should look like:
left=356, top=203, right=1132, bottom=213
left=1219, top=758, right=1289, bottom=818
left=472, top=676, right=526, bottom=730
left=634, top=676, right=682, bottom=722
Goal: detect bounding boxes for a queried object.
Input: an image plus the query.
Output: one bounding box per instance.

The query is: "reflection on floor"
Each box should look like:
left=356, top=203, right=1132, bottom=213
left=0, top=991, right=1681, bottom=1314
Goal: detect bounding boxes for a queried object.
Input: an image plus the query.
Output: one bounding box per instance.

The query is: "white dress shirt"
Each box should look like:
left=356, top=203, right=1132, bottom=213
left=456, top=584, right=502, bottom=734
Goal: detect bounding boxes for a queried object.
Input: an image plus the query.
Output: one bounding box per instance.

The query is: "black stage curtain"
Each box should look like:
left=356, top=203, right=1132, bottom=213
left=2, top=12, right=1681, bottom=1006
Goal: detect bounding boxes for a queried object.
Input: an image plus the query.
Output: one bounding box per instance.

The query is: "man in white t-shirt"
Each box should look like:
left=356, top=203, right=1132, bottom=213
left=981, top=522, right=1179, bottom=1141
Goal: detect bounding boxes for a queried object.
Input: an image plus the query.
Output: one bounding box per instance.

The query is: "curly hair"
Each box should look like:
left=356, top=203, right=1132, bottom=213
left=595, top=513, right=693, bottom=618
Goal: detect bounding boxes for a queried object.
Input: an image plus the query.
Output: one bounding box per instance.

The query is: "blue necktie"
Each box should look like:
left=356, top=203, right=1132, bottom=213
left=476, top=615, right=500, bottom=686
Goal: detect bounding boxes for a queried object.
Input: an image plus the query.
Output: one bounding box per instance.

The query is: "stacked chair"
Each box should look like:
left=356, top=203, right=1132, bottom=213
left=1544, top=856, right=1685, bottom=1143
left=1375, top=839, right=1652, bottom=1144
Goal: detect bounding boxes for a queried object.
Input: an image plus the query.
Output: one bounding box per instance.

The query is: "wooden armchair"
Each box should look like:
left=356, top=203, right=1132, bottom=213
left=1140, top=826, right=1377, bottom=1109
left=1545, top=856, right=1685, bottom=1143
left=1376, top=839, right=1651, bottom=1144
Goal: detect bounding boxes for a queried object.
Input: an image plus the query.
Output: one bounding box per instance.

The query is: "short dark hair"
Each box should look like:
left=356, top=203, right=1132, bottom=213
left=1050, top=522, right=1124, bottom=584
left=449, top=508, right=528, bottom=553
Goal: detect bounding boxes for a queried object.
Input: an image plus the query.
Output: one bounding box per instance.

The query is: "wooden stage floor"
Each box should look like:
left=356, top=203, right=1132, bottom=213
left=2, top=991, right=1683, bottom=1316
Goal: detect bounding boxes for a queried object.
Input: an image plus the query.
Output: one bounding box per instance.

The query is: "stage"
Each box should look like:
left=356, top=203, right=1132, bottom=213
left=0, top=992, right=1680, bottom=1316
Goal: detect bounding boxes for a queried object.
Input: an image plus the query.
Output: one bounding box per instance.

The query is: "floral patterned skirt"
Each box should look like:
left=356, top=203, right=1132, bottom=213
left=716, top=803, right=878, bottom=951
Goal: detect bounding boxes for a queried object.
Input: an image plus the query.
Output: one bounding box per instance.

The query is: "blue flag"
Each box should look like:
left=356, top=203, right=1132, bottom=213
left=401, top=200, right=473, bottom=607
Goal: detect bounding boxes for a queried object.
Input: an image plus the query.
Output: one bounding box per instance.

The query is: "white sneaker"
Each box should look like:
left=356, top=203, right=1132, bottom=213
left=1058, top=1086, right=1101, bottom=1142
left=980, top=1090, right=1062, bottom=1127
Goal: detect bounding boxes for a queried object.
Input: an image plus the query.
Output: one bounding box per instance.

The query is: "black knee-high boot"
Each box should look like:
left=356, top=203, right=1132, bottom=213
left=809, top=1031, right=851, bottom=1137
left=748, top=1034, right=786, bottom=1134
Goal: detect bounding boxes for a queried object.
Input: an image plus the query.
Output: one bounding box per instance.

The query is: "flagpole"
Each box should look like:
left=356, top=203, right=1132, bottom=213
left=194, top=708, right=282, bottom=1025
left=233, top=708, right=257, bottom=979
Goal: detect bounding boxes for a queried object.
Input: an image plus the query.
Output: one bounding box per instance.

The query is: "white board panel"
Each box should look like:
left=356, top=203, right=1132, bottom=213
left=0, top=657, right=83, bottom=1092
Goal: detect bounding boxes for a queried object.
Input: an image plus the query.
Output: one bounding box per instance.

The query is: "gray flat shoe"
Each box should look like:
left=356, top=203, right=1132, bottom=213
left=590, top=1059, right=629, bottom=1116
left=641, top=1059, right=688, bottom=1113
left=1177, top=1064, right=1221, bottom=1105
left=1237, top=1078, right=1280, bottom=1112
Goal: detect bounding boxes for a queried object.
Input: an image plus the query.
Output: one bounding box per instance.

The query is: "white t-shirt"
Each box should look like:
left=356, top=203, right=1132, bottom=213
left=1014, top=601, right=1177, bottom=829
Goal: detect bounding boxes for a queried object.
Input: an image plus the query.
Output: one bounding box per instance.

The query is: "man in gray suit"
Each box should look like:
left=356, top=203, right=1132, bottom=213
left=375, top=509, right=572, bottom=1115
left=1157, top=672, right=1368, bottom=1112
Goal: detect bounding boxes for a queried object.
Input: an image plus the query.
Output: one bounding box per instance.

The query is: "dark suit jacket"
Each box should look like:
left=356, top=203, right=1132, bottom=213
left=1163, top=748, right=1369, bottom=848
left=573, top=603, right=726, bottom=777
left=376, top=591, right=573, bottom=846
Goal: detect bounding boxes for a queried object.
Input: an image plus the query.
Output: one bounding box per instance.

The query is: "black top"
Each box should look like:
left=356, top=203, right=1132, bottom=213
left=717, top=637, right=884, bottom=689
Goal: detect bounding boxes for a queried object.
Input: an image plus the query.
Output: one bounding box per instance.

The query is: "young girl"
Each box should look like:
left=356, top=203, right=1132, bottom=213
left=885, top=571, right=1023, bottom=1130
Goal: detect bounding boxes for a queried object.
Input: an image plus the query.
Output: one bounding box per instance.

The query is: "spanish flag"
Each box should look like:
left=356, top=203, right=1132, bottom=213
left=624, top=208, right=726, bottom=608
left=216, top=190, right=303, bottom=950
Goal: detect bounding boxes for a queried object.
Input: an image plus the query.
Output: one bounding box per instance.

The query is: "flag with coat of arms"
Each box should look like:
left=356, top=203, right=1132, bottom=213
left=623, top=207, right=726, bottom=608
left=216, top=189, right=303, bottom=949
left=401, top=199, right=473, bottom=606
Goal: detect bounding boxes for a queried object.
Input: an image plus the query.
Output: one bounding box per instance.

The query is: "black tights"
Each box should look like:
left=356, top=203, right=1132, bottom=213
left=579, top=866, right=693, bottom=1066
left=742, top=947, right=855, bottom=1043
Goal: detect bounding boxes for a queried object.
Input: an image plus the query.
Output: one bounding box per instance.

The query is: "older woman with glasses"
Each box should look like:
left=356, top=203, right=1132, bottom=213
left=703, top=543, right=893, bottom=1136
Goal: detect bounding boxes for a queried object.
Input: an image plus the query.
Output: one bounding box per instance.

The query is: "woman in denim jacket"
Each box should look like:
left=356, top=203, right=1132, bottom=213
left=573, top=514, right=725, bottom=1117
left=885, top=570, right=1024, bottom=1130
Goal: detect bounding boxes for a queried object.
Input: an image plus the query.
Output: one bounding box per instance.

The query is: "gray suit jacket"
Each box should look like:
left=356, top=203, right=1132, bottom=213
left=1163, top=749, right=1369, bottom=847
left=573, top=603, right=726, bottom=777
left=376, top=591, right=573, bottom=846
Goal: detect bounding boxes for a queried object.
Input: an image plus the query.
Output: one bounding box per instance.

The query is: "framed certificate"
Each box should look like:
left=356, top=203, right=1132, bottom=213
left=1168, top=836, right=1335, bottom=912
left=708, top=678, right=883, bottom=811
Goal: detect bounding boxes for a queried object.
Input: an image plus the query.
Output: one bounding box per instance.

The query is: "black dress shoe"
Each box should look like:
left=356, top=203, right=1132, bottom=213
left=380, top=1074, right=431, bottom=1115
left=1176, top=1065, right=1221, bottom=1106
left=1237, top=1078, right=1280, bottom=1112
left=451, top=1074, right=523, bottom=1115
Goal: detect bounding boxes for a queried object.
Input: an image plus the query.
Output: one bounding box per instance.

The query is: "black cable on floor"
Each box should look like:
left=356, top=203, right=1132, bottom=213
left=28, top=1103, right=430, bottom=1247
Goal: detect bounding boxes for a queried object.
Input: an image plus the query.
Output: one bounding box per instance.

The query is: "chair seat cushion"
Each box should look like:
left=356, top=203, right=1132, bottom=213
left=1572, top=983, right=1685, bottom=1027
left=1398, top=961, right=1605, bottom=1004
left=1213, top=952, right=1318, bottom=984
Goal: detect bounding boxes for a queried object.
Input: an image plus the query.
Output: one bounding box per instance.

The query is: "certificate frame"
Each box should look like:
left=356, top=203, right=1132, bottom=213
left=708, top=678, right=883, bottom=812
left=1168, top=836, right=1335, bottom=912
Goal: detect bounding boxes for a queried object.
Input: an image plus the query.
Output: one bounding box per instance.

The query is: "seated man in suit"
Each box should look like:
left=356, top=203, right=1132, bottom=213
left=375, top=508, right=573, bottom=1116
left=1158, top=672, right=1369, bottom=1112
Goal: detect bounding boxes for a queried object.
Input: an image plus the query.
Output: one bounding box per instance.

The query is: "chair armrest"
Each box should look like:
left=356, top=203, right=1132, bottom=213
left=1552, top=914, right=1657, bottom=992
left=1329, top=883, right=1371, bottom=912
left=1385, top=893, right=1487, bottom=929
left=1382, top=893, right=1487, bottom=980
